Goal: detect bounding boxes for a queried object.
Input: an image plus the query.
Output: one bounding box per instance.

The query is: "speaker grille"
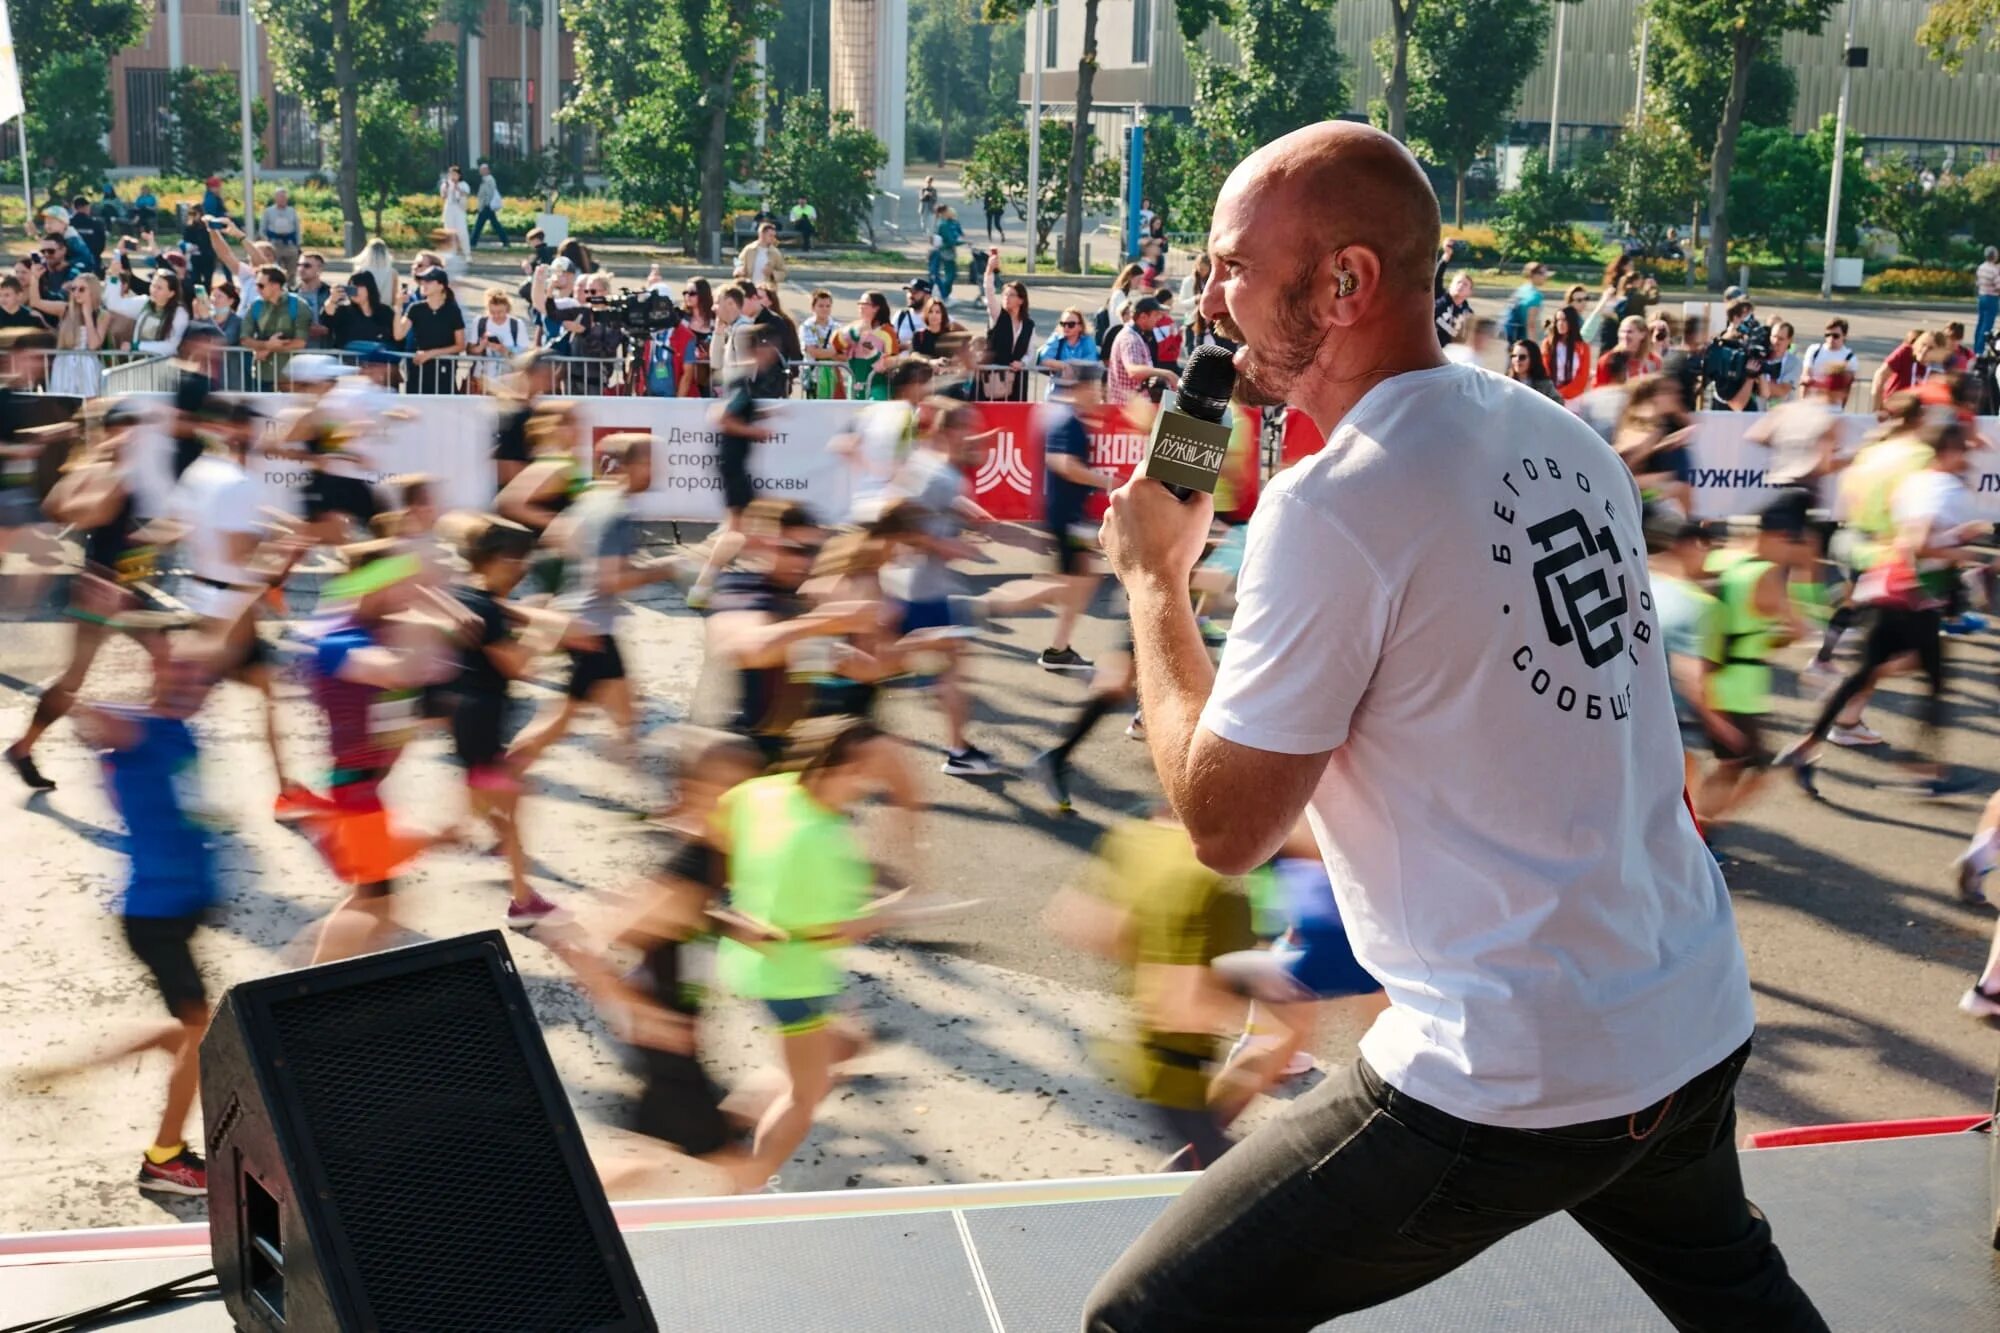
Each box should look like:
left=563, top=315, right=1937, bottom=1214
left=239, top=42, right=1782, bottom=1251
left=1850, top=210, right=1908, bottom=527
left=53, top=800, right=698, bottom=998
left=267, top=956, right=629, bottom=1332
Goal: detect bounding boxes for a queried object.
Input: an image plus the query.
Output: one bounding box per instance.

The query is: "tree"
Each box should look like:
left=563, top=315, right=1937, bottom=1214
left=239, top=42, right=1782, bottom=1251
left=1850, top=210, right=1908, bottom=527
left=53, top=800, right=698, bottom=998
left=1491, top=154, right=1589, bottom=259
left=1869, top=158, right=1968, bottom=264
left=1918, top=0, right=2000, bottom=71
left=962, top=121, right=1119, bottom=256
left=1586, top=113, right=1704, bottom=257
left=910, top=0, right=1010, bottom=163
left=165, top=68, right=270, bottom=176
left=1365, top=0, right=1423, bottom=141
left=1725, top=126, right=1826, bottom=276
left=10, top=0, right=147, bottom=74
left=1173, top=0, right=1344, bottom=226
left=567, top=0, right=777, bottom=263
left=762, top=89, right=888, bottom=243
left=355, top=88, right=444, bottom=237
left=11, top=0, right=146, bottom=199
left=439, top=0, right=485, bottom=164
left=982, top=0, right=1100, bottom=271
left=1403, top=0, right=1548, bottom=225
left=256, top=0, right=455, bottom=253
left=1649, top=0, right=1835, bottom=291
left=23, top=52, right=114, bottom=201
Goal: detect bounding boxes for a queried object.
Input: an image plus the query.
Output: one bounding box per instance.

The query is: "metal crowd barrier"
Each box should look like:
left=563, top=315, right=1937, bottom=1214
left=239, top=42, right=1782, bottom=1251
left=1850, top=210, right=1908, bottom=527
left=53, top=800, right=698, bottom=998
left=32, top=343, right=1104, bottom=404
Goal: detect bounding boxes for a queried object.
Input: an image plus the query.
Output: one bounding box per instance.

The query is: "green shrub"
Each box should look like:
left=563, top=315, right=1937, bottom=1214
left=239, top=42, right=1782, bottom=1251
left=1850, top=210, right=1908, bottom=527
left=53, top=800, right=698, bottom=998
left=1490, top=157, right=1593, bottom=262
left=1861, top=266, right=1975, bottom=297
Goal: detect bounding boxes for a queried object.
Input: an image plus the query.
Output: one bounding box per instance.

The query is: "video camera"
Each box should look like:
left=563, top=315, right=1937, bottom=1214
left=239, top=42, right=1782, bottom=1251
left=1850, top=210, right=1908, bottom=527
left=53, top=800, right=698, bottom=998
left=1702, top=313, right=1773, bottom=398
left=585, top=287, right=681, bottom=338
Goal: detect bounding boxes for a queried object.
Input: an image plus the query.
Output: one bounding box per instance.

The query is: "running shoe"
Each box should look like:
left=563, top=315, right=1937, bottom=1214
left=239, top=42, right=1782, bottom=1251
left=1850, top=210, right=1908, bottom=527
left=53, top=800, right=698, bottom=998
left=272, top=784, right=328, bottom=823
left=1125, top=716, right=1146, bottom=741
left=1039, top=646, right=1093, bottom=673
left=1801, top=659, right=1843, bottom=692
left=137, top=1146, right=207, bottom=1196
left=941, top=745, right=1001, bottom=777
left=5, top=748, right=54, bottom=791
left=1828, top=723, right=1885, bottom=747
left=1197, top=617, right=1228, bottom=648
left=506, top=891, right=570, bottom=930
left=684, top=585, right=712, bottom=612
left=1029, top=750, right=1072, bottom=812
left=1280, top=1050, right=1317, bottom=1079
left=1957, top=985, right=2000, bottom=1023
left=1942, top=613, right=1987, bottom=637
left=1912, top=774, right=1979, bottom=800
left=1953, top=853, right=1989, bottom=906
left=1790, top=758, right=1821, bottom=800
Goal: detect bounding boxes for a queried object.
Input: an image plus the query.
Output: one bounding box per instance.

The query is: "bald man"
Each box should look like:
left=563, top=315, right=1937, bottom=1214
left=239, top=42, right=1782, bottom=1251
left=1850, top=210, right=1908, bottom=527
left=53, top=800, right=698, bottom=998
left=1090, top=124, right=1823, bottom=1331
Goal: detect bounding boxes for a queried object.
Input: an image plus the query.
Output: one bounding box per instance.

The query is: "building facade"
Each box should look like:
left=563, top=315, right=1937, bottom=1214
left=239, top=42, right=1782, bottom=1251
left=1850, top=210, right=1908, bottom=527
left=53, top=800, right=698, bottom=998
left=1025, top=0, right=2000, bottom=167
left=101, top=0, right=582, bottom=175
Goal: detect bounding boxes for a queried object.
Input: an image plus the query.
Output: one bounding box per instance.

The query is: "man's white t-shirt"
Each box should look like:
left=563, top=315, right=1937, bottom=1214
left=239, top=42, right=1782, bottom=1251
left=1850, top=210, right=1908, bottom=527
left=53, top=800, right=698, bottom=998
left=1200, top=362, right=1754, bottom=1128
left=1800, top=341, right=1857, bottom=384
left=171, top=453, right=259, bottom=618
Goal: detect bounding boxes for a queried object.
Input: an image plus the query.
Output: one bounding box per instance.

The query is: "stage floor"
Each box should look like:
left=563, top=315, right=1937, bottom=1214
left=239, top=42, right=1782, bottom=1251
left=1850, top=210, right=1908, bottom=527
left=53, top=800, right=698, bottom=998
left=8, top=1133, right=1998, bottom=1331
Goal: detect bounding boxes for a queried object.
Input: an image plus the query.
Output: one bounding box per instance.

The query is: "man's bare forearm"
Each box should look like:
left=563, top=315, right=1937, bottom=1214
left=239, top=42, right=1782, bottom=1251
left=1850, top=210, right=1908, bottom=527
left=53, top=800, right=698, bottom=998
left=1127, top=573, right=1216, bottom=820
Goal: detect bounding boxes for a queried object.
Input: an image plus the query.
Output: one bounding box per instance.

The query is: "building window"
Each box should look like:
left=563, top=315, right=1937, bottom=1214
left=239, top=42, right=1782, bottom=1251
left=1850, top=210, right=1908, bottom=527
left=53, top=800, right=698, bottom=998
left=1044, top=0, right=1060, bottom=69
left=1132, top=0, right=1150, bottom=63
left=423, top=103, right=465, bottom=176
left=272, top=92, right=321, bottom=170
left=217, top=0, right=241, bottom=14
left=488, top=77, right=528, bottom=166
left=125, top=67, right=172, bottom=168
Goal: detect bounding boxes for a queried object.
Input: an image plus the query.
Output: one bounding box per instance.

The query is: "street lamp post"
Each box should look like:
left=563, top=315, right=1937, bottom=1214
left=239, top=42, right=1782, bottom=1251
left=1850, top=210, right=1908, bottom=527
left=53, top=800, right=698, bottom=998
left=1547, top=0, right=1567, bottom=173
left=1820, top=1, right=1859, bottom=299
left=239, top=0, right=255, bottom=230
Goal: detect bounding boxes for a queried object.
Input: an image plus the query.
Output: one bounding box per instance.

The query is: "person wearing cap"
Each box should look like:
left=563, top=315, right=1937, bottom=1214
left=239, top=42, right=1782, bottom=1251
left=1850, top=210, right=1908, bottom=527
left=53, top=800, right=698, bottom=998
left=1105, top=297, right=1180, bottom=407
left=393, top=266, right=466, bottom=394
left=734, top=220, right=789, bottom=288
left=241, top=263, right=312, bottom=390
left=893, top=278, right=932, bottom=346
left=1500, top=261, right=1549, bottom=346
left=36, top=205, right=94, bottom=278
left=266, top=353, right=382, bottom=545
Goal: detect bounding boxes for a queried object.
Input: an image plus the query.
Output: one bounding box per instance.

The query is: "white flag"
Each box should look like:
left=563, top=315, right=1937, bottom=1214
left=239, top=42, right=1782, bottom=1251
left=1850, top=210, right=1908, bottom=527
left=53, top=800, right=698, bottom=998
left=0, top=0, right=22, bottom=125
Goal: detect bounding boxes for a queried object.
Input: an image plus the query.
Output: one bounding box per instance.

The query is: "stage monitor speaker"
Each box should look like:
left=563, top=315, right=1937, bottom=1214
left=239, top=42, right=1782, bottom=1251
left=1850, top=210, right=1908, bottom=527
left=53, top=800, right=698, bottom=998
left=201, top=931, right=656, bottom=1332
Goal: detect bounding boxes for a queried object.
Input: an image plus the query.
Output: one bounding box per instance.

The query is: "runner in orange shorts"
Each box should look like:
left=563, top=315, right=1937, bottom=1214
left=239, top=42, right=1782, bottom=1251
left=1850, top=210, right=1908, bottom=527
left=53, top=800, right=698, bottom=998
left=301, top=541, right=469, bottom=962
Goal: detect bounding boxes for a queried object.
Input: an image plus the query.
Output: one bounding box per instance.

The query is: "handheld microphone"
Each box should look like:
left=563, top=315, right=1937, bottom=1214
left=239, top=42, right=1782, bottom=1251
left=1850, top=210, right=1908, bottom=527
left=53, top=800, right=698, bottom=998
left=1140, top=344, right=1237, bottom=501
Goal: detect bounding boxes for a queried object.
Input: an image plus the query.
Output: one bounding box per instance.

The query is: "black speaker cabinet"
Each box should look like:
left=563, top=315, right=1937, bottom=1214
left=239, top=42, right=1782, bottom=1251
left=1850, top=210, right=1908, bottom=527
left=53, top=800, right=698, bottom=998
left=201, top=932, right=656, bottom=1332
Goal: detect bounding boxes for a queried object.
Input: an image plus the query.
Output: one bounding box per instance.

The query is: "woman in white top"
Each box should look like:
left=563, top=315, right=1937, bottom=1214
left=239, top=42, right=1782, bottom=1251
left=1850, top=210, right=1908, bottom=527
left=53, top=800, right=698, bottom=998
left=103, top=268, right=190, bottom=357
left=49, top=272, right=108, bottom=396
left=440, top=166, right=473, bottom=264
left=1178, top=252, right=1212, bottom=308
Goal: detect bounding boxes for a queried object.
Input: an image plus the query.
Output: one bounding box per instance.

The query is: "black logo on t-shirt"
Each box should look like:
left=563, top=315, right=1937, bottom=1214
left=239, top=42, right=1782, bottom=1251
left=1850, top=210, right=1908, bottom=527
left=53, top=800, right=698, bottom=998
left=1529, top=510, right=1629, bottom=669
left=1490, top=454, right=1653, bottom=722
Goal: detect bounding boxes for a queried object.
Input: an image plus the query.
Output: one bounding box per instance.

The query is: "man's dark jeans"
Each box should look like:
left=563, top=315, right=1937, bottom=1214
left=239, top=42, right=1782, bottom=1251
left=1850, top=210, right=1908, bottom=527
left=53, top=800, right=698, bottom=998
left=1084, top=1040, right=1827, bottom=1333
left=470, top=205, right=509, bottom=248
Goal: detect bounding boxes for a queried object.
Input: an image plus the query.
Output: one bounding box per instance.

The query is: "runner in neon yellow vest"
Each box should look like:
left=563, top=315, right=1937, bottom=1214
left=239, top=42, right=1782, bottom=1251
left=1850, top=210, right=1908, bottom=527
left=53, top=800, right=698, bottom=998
left=1697, top=494, right=1813, bottom=828
left=718, top=719, right=913, bottom=1188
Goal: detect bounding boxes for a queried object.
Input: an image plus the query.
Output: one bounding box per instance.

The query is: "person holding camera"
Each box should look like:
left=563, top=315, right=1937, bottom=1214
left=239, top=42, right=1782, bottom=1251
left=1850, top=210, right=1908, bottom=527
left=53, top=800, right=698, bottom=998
left=322, top=271, right=394, bottom=351
left=1703, top=300, right=1767, bottom=412
left=470, top=289, right=532, bottom=387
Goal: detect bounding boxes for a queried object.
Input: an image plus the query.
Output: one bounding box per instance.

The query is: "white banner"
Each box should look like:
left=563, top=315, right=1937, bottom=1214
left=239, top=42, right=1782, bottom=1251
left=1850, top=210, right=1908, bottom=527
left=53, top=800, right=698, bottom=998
left=193, top=394, right=864, bottom=524
left=1685, top=411, right=2000, bottom=521
left=0, top=1, right=23, bottom=126
left=570, top=397, right=857, bottom=522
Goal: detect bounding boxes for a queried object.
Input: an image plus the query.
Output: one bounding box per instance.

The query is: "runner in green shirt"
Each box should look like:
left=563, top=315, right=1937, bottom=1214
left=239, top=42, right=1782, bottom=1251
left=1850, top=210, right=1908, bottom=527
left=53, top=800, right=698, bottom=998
left=719, top=718, right=914, bottom=1186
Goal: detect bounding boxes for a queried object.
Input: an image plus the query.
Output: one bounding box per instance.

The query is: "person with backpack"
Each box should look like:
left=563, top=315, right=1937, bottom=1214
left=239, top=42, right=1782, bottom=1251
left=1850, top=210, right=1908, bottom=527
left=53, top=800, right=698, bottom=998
left=1500, top=261, right=1549, bottom=347
left=469, top=288, right=531, bottom=387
